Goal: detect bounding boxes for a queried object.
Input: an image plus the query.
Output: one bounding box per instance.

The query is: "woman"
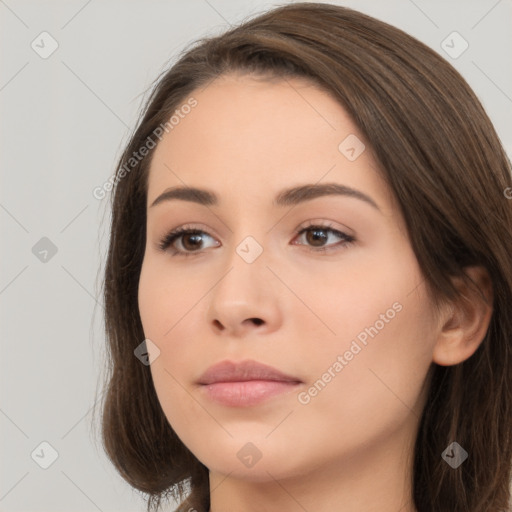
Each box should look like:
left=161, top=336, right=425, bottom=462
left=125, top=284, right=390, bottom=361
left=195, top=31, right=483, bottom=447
left=98, top=3, right=512, bottom=511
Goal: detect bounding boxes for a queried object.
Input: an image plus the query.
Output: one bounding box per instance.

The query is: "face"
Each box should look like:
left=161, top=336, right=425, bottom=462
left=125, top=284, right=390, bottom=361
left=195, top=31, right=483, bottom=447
left=138, top=73, right=440, bottom=483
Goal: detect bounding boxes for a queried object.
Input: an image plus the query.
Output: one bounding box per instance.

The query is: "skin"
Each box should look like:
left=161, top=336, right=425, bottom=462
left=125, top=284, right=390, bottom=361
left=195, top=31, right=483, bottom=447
left=137, top=73, right=493, bottom=512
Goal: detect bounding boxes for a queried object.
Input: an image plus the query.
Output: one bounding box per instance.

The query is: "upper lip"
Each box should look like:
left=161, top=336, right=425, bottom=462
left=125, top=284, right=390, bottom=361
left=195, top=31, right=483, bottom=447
left=198, top=359, right=302, bottom=385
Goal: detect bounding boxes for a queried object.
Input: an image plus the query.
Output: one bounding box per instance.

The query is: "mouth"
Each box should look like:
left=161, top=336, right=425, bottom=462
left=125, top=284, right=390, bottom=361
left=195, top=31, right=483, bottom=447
left=197, top=359, right=302, bottom=407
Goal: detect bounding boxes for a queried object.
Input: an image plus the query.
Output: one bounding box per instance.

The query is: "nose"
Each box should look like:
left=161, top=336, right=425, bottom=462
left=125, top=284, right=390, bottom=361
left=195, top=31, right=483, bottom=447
left=206, top=249, right=283, bottom=338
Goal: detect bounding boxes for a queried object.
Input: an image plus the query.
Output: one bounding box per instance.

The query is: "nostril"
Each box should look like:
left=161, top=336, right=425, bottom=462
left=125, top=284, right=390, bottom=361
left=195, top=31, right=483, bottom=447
left=250, top=318, right=264, bottom=326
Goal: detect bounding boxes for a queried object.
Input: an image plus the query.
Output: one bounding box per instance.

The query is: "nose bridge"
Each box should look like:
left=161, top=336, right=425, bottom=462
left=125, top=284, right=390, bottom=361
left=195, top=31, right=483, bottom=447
left=215, top=230, right=270, bottom=301
left=206, top=224, right=282, bottom=335
left=222, top=207, right=273, bottom=269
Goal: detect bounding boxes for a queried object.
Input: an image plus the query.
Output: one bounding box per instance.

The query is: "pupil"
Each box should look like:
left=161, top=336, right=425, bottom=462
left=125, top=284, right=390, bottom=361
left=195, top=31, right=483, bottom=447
left=184, top=233, right=202, bottom=250
left=308, top=229, right=327, bottom=246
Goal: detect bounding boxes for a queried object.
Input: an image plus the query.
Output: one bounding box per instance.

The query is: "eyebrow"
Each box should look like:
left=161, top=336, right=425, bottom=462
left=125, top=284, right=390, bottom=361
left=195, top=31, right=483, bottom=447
left=150, top=182, right=380, bottom=211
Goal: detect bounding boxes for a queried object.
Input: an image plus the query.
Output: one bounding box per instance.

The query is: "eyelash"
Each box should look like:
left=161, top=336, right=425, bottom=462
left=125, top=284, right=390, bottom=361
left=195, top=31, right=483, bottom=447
left=158, top=222, right=356, bottom=258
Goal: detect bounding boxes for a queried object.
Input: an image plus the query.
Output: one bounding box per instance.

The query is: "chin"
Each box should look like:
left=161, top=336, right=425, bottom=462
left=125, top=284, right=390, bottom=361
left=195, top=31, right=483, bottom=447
left=191, top=437, right=311, bottom=483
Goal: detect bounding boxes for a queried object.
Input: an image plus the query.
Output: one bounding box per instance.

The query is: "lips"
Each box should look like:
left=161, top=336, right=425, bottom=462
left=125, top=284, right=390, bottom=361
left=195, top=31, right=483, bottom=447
left=197, top=359, right=302, bottom=385
left=197, top=359, right=302, bottom=407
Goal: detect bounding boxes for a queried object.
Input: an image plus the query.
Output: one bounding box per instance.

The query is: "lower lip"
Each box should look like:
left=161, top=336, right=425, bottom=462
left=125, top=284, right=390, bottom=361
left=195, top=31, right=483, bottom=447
left=200, top=380, right=301, bottom=407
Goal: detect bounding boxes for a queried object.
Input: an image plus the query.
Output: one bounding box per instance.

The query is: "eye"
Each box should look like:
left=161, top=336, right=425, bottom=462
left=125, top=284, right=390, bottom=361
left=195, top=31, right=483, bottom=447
left=157, top=222, right=356, bottom=257
left=158, top=225, right=219, bottom=257
left=292, top=222, right=355, bottom=253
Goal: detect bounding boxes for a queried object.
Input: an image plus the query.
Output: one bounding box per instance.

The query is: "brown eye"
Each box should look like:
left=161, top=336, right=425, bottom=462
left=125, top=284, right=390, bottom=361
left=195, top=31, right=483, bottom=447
left=181, top=232, right=205, bottom=251
left=158, top=228, right=219, bottom=256
left=294, top=224, right=355, bottom=252
left=304, top=228, right=329, bottom=247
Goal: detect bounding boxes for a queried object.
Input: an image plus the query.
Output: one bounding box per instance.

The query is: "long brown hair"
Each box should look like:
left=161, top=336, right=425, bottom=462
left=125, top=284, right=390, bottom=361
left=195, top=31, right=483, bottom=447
left=96, top=3, right=512, bottom=511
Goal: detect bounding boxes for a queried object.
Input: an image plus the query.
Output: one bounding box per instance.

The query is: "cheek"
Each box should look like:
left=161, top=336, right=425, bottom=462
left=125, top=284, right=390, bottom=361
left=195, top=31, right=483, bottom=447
left=293, top=268, right=436, bottom=457
left=137, top=259, right=208, bottom=426
left=286, top=245, right=432, bottom=364
left=138, top=258, right=196, bottom=343
left=292, top=244, right=436, bottom=421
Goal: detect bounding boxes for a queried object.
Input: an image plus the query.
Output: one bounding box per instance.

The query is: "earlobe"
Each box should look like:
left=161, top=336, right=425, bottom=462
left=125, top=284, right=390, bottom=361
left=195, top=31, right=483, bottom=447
left=432, top=266, right=493, bottom=367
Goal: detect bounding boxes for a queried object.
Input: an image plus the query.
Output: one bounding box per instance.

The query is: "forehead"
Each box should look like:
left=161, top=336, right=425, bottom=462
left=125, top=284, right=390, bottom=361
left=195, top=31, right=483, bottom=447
left=146, top=73, right=397, bottom=215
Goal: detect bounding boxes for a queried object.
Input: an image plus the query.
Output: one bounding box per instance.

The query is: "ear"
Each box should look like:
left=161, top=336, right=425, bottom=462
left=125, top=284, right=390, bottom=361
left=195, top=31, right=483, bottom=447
left=432, top=266, right=493, bottom=366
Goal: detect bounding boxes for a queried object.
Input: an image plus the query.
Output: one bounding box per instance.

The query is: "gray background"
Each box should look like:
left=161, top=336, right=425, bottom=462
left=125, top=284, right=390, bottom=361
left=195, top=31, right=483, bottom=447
left=1, top=0, right=511, bottom=511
